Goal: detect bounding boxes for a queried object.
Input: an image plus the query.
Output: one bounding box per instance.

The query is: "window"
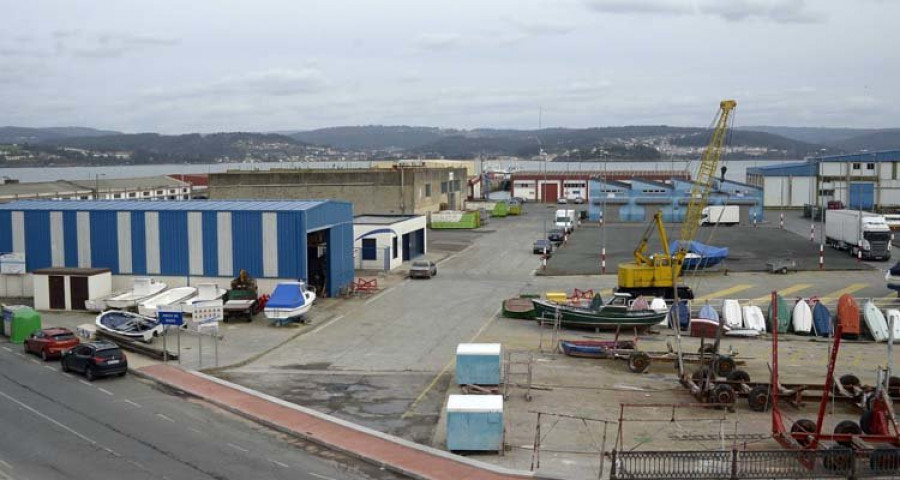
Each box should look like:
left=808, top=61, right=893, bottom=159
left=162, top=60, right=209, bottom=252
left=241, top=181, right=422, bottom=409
left=425, top=184, right=432, bottom=197
left=441, top=181, right=448, bottom=193
left=113, top=193, right=122, bottom=199
left=515, top=182, right=531, bottom=188
left=362, top=238, right=377, bottom=260
left=156, top=190, right=163, bottom=195
left=142, top=191, right=150, bottom=196
left=853, top=162, right=861, bottom=170
left=867, top=163, right=875, bottom=170
left=128, top=192, right=136, bottom=198
left=392, top=236, right=398, bottom=259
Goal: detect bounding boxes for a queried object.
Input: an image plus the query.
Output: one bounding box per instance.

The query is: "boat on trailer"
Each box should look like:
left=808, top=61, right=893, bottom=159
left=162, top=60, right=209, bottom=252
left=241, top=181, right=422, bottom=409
left=531, top=293, right=666, bottom=331
left=264, top=281, right=316, bottom=325
left=138, top=287, right=197, bottom=318
left=95, top=310, right=163, bottom=343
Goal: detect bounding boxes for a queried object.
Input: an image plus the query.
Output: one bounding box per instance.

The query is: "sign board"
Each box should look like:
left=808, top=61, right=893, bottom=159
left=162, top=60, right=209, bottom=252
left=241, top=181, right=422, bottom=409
left=0, top=252, right=26, bottom=275
left=193, top=300, right=223, bottom=324
left=157, top=308, right=184, bottom=326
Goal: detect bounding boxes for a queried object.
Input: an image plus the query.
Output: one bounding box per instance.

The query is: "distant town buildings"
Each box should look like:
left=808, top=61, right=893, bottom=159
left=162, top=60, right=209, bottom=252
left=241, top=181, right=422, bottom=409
left=0, top=175, right=199, bottom=203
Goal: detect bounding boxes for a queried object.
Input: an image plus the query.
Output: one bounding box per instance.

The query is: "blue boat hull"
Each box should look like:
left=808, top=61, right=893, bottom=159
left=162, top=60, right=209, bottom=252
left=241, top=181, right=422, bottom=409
left=812, top=302, right=832, bottom=337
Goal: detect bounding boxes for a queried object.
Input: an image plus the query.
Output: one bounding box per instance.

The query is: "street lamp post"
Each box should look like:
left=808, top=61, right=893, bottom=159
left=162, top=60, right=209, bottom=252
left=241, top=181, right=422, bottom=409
left=94, top=173, right=106, bottom=200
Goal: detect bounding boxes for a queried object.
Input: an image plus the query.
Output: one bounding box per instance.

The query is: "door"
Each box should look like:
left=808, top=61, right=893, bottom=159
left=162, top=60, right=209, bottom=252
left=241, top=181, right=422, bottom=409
left=414, top=229, right=426, bottom=256
left=70, top=345, right=92, bottom=372
left=48, top=276, right=66, bottom=310
left=541, top=183, right=558, bottom=203
left=849, top=183, right=874, bottom=210
left=70, top=276, right=89, bottom=311
left=402, top=233, right=411, bottom=261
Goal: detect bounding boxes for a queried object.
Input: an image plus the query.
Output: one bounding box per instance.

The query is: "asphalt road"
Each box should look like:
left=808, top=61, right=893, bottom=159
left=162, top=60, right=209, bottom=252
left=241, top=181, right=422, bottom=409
left=0, top=342, right=403, bottom=480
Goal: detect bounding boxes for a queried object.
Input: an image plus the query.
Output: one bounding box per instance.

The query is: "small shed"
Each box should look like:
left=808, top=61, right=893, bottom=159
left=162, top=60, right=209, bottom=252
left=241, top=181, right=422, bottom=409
left=446, top=395, right=504, bottom=452
left=353, top=215, right=427, bottom=271
left=456, top=343, right=502, bottom=386
left=2, top=306, right=41, bottom=343
left=32, top=267, right=111, bottom=311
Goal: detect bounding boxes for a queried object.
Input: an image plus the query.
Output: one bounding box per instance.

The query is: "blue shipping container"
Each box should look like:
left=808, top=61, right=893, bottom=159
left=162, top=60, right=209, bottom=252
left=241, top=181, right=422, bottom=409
left=456, top=343, right=501, bottom=385
left=446, top=395, right=504, bottom=451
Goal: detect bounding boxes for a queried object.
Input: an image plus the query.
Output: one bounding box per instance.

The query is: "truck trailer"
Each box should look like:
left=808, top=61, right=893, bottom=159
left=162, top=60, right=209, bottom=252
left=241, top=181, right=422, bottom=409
left=699, top=205, right=739, bottom=226
left=825, top=209, right=892, bottom=260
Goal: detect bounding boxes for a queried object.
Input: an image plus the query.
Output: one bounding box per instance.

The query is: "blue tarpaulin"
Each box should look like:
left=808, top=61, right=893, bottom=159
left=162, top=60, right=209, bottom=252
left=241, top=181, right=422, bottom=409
left=670, top=240, right=729, bottom=270
left=266, top=283, right=307, bottom=309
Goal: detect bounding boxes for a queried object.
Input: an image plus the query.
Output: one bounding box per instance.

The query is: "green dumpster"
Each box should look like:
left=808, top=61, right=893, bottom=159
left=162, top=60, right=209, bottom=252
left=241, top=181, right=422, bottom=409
left=8, top=307, right=41, bottom=343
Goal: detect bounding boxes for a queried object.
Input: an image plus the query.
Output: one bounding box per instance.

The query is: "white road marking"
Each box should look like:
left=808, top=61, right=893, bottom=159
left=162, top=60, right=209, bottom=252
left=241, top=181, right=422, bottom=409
left=0, top=460, right=11, bottom=469
left=1, top=347, right=11, bottom=352
left=15, top=353, right=24, bottom=358
left=123, top=399, right=142, bottom=408
left=98, top=388, right=114, bottom=396
left=103, top=447, right=120, bottom=457
left=226, top=443, right=249, bottom=453
left=308, top=473, right=337, bottom=480
left=268, top=459, right=289, bottom=468
left=188, top=427, right=203, bottom=434
left=0, top=389, right=98, bottom=445
left=306, top=315, right=344, bottom=337
left=155, top=413, right=175, bottom=423
left=78, top=380, right=93, bottom=387
left=30, top=359, right=40, bottom=365
left=42, top=365, right=56, bottom=371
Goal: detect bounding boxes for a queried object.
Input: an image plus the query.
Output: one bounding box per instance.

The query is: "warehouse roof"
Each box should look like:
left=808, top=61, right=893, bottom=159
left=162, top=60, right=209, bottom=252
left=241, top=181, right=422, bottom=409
left=0, top=199, right=346, bottom=211
left=811, top=149, right=900, bottom=163
left=746, top=161, right=817, bottom=177
left=354, top=215, right=421, bottom=225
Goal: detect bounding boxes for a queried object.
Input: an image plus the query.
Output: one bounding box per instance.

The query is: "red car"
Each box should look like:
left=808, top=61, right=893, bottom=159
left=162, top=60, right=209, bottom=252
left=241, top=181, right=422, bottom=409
left=24, top=327, right=80, bottom=361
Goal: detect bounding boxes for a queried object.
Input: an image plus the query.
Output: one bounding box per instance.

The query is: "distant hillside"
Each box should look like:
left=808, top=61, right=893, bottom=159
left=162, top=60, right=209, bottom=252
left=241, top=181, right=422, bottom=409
left=671, top=130, right=827, bottom=155
left=289, top=126, right=458, bottom=150
left=830, top=130, right=900, bottom=152
left=0, top=126, right=121, bottom=144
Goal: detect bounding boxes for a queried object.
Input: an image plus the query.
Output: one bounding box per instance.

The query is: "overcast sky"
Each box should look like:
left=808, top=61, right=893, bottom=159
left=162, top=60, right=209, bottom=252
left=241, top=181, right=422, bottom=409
left=2, top=0, right=897, bottom=133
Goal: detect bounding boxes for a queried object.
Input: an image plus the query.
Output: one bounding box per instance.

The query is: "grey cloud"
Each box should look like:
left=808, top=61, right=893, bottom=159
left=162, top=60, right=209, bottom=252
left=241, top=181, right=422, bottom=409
left=583, top=0, right=824, bottom=23
left=53, top=30, right=179, bottom=58
left=413, top=33, right=465, bottom=50
left=582, top=0, right=692, bottom=15
left=512, top=19, right=576, bottom=36
left=142, top=68, right=328, bottom=101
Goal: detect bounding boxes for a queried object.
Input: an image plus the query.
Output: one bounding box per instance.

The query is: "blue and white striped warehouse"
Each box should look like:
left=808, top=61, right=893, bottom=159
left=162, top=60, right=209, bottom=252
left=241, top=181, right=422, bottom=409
left=0, top=200, right=355, bottom=297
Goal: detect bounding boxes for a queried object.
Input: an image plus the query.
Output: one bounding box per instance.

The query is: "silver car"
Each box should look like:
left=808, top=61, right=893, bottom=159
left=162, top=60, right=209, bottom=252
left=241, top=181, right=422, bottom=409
left=409, top=260, right=437, bottom=279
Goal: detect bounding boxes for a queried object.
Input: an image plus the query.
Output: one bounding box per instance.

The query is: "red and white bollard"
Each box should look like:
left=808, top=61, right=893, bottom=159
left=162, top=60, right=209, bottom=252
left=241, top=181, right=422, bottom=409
left=541, top=254, right=547, bottom=270
left=753, top=212, right=757, bottom=228
left=601, top=247, right=606, bottom=274
left=810, top=224, right=815, bottom=242
left=780, top=212, right=784, bottom=229
left=819, top=243, right=824, bottom=270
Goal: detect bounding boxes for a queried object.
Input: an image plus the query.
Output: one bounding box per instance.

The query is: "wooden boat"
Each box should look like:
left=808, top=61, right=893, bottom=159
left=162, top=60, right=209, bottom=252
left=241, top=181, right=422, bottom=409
left=792, top=299, right=813, bottom=335
left=766, top=293, right=791, bottom=334
left=690, top=318, right=729, bottom=338
left=264, top=281, right=316, bottom=324
left=863, top=301, right=889, bottom=342
left=105, top=278, right=167, bottom=310
left=138, top=287, right=197, bottom=318
left=95, top=310, right=162, bottom=343
left=742, top=305, right=766, bottom=332
left=559, top=339, right=636, bottom=358
left=723, top=299, right=743, bottom=329
left=502, top=298, right=536, bottom=319
left=836, top=293, right=861, bottom=340
left=182, top=283, right=227, bottom=315
left=531, top=294, right=666, bottom=331
left=811, top=301, right=832, bottom=337
left=885, top=309, right=900, bottom=343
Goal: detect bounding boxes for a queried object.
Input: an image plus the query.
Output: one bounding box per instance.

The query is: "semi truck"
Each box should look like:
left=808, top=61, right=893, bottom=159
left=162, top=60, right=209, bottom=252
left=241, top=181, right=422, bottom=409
left=555, top=209, right=577, bottom=233
left=825, top=209, right=892, bottom=260
left=699, top=205, right=739, bottom=226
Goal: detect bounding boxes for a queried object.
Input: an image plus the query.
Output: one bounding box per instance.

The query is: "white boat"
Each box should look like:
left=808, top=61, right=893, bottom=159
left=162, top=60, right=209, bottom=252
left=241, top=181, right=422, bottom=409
left=885, top=309, right=900, bottom=343
left=650, top=298, right=669, bottom=325
left=85, top=290, right=127, bottom=312
left=792, top=299, right=813, bottom=334
left=722, top=300, right=743, bottom=329
left=726, top=329, right=761, bottom=338
left=137, top=287, right=197, bottom=318
left=742, top=305, right=766, bottom=332
left=105, top=278, right=167, bottom=310
left=182, top=283, right=227, bottom=314
left=96, top=310, right=163, bottom=343
left=264, top=281, right=316, bottom=324
left=863, top=301, right=889, bottom=342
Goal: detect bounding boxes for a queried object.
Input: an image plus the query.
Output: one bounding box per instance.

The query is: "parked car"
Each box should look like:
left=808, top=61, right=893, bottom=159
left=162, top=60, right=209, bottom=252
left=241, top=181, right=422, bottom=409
left=533, top=239, right=554, bottom=254
left=573, top=196, right=585, bottom=204
left=557, top=197, right=568, bottom=204
left=61, top=341, right=127, bottom=381
left=24, top=327, right=80, bottom=361
left=409, top=260, right=437, bottom=279
left=547, top=228, right=565, bottom=243
left=512, top=196, right=527, bottom=204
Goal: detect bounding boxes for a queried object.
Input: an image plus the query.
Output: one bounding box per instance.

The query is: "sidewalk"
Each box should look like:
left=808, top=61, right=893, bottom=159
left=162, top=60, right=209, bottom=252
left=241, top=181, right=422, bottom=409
left=136, top=364, right=553, bottom=480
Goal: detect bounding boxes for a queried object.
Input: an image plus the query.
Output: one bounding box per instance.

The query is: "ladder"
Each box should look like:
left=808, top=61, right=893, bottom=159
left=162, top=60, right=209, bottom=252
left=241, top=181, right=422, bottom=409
left=503, top=350, right=534, bottom=401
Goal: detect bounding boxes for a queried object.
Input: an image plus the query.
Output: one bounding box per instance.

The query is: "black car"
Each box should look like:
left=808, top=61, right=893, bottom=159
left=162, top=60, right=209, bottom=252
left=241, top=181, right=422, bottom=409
left=61, top=341, right=127, bottom=381
left=547, top=228, right=565, bottom=243
left=533, top=239, right=554, bottom=254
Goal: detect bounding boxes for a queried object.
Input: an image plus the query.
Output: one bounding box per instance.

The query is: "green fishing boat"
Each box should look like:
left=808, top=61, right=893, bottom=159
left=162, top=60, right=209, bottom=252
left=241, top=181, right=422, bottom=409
left=531, top=294, right=665, bottom=330
left=766, top=293, right=792, bottom=333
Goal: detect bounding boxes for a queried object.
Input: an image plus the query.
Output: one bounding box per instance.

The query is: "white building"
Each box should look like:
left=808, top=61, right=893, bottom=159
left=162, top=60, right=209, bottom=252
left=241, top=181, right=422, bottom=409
left=353, top=215, right=427, bottom=271
left=746, top=150, right=900, bottom=210
left=0, top=176, right=193, bottom=203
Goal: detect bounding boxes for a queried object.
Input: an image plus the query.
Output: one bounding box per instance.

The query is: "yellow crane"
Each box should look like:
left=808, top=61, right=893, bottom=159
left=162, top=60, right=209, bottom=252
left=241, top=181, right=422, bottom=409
left=616, top=99, right=737, bottom=300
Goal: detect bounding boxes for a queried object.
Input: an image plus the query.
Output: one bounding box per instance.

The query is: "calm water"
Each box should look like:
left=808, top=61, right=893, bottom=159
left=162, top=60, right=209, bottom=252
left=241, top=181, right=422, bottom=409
left=0, top=159, right=795, bottom=183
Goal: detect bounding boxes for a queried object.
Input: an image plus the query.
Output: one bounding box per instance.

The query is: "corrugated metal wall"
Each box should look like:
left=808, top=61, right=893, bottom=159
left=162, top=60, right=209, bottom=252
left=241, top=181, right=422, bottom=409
left=0, top=202, right=354, bottom=297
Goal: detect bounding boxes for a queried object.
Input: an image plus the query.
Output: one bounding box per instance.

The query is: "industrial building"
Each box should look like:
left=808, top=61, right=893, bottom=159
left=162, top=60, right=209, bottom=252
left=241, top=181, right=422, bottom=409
left=0, top=175, right=195, bottom=203
left=587, top=177, right=764, bottom=223
left=0, top=200, right=354, bottom=299
left=353, top=215, right=427, bottom=270
left=208, top=164, right=467, bottom=215
left=746, top=150, right=900, bottom=210
left=509, top=170, right=691, bottom=203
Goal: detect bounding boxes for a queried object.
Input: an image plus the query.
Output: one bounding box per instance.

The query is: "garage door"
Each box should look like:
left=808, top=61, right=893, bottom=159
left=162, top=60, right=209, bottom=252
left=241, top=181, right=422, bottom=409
left=849, top=183, right=874, bottom=210
left=541, top=184, right=558, bottom=203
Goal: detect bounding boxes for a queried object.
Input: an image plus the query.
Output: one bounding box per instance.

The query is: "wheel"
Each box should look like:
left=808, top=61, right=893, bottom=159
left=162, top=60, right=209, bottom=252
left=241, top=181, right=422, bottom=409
left=823, top=445, right=852, bottom=471
left=24, top=342, right=30, bottom=354
left=747, top=385, right=771, bottom=412
left=85, top=367, right=96, bottom=382
left=117, top=371, right=126, bottom=377
left=61, top=358, right=71, bottom=373
left=41, top=349, right=49, bottom=361
left=726, top=369, right=751, bottom=383
left=711, top=384, right=736, bottom=406
left=713, top=355, right=736, bottom=377
left=871, top=446, right=900, bottom=471
left=692, top=367, right=712, bottom=382
left=628, top=351, right=651, bottom=373
left=791, top=419, right=817, bottom=446
left=779, top=267, right=788, bottom=274
left=833, top=420, right=862, bottom=446
left=839, top=374, right=861, bottom=389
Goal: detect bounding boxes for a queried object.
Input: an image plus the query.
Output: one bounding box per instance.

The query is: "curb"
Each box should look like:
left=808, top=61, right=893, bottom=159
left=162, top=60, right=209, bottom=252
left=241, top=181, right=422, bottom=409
left=134, top=365, right=564, bottom=480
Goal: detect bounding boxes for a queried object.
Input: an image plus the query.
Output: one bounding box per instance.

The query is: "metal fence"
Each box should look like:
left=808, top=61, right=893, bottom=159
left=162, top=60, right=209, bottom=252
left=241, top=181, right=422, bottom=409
left=611, top=448, right=900, bottom=479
